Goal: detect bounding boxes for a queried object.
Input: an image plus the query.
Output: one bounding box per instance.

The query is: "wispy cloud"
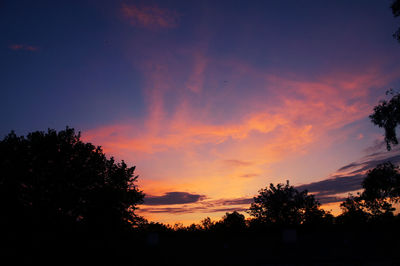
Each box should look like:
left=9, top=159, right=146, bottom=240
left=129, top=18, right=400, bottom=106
left=296, top=148, right=400, bottom=204
left=296, top=174, right=365, bottom=203
left=121, top=4, right=179, bottom=29
left=139, top=196, right=252, bottom=214
left=212, top=197, right=253, bottom=206
left=363, top=139, right=386, bottom=154
left=222, top=159, right=253, bottom=167
left=143, top=192, right=206, bottom=205
left=338, top=148, right=400, bottom=174
left=9, top=44, right=38, bottom=51
left=138, top=205, right=249, bottom=214
left=239, top=173, right=258, bottom=178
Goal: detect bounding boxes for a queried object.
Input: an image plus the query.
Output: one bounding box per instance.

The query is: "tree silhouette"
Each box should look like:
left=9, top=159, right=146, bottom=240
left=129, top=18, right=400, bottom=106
left=338, top=162, right=400, bottom=222
left=370, top=90, right=400, bottom=150
left=200, top=217, right=215, bottom=231
left=0, top=127, right=144, bottom=235
left=361, top=162, right=400, bottom=216
left=392, top=0, right=400, bottom=42
left=248, top=181, right=329, bottom=225
left=369, top=0, right=400, bottom=149
left=219, top=211, right=246, bottom=231
left=337, top=194, right=369, bottom=224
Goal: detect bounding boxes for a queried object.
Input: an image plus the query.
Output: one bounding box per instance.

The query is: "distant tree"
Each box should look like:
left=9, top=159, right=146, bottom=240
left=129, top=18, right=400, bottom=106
left=186, top=223, right=201, bottom=232
left=219, top=211, right=246, bottom=231
left=0, top=128, right=144, bottom=234
left=248, top=181, right=329, bottom=226
left=302, top=195, right=334, bottom=225
left=200, top=217, right=215, bottom=231
left=361, top=162, right=400, bottom=216
left=173, top=222, right=185, bottom=231
left=140, top=221, right=173, bottom=232
left=337, top=195, right=369, bottom=224
left=338, top=162, right=400, bottom=222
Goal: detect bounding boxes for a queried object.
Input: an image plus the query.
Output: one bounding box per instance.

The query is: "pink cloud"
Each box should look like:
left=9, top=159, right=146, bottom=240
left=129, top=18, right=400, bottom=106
left=121, top=4, right=179, bottom=29
left=82, top=55, right=397, bottom=174
left=9, top=44, right=38, bottom=51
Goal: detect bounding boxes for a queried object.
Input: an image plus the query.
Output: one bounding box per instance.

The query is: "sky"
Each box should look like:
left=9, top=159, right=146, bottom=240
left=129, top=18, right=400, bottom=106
left=1, top=0, right=400, bottom=225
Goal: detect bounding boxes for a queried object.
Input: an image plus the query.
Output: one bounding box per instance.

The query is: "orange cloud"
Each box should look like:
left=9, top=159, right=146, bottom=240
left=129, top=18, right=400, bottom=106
left=121, top=4, right=179, bottom=29
left=222, top=160, right=253, bottom=167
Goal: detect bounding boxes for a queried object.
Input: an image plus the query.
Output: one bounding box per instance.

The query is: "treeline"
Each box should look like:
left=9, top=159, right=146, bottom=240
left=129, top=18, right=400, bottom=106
left=138, top=161, right=400, bottom=233
left=2, top=127, right=399, bottom=236
left=1, top=128, right=400, bottom=264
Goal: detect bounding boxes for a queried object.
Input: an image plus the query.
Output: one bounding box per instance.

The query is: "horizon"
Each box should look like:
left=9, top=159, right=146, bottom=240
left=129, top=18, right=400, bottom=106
left=2, top=0, right=400, bottom=225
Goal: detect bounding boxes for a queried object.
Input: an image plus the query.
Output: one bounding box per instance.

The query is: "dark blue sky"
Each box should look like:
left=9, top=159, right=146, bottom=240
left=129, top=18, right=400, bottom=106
left=1, top=0, right=399, bottom=135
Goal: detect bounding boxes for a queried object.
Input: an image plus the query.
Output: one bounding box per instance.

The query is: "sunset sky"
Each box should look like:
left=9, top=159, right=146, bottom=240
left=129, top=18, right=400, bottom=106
left=2, top=0, right=400, bottom=225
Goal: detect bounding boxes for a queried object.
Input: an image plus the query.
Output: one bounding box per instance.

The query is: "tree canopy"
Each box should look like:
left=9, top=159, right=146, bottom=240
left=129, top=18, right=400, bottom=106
left=248, top=181, right=329, bottom=225
left=219, top=211, right=246, bottom=231
left=361, top=162, right=400, bottom=216
left=370, top=90, right=400, bottom=150
left=0, top=128, right=144, bottom=233
left=339, top=162, right=400, bottom=223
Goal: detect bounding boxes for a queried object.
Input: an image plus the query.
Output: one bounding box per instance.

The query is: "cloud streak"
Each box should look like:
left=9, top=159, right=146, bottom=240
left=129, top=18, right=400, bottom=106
left=139, top=196, right=253, bottom=214
left=296, top=148, right=400, bottom=204
left=121, top=4, right=179, bottom=29
left=9, top=44, right=38, bottom=51
left=144, top=192, right=206, bottom=205
left=239, top=173, right=258, bottom=178
left=223, top=159, right=253, bottom=167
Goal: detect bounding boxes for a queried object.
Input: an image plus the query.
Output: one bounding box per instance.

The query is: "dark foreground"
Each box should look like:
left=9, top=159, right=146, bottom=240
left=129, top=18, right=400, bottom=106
left=1, top=223, right=400, bottom=265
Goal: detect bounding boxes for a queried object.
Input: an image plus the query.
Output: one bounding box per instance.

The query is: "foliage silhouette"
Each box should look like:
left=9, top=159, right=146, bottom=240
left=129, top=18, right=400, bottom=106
left=218, top=211, right=246, bottom=231
left=369, top=0, right=400, bottom=149
left=370, top=90, right=400, bottom=150
left=361, top=162, right=400, bottom=216
left=392, top=0, right=400, bottom=42
left=200, top=217, right=215, bottom=231
left=337, top=194, right=370, bottom=224
left=338, top=162, right=400, bottom=223
left=248, top=181, right=330, bottom=225
left=0, top=127, right=144, bottom=235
